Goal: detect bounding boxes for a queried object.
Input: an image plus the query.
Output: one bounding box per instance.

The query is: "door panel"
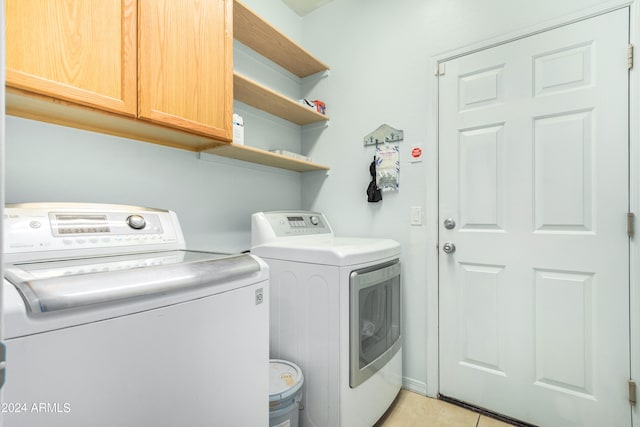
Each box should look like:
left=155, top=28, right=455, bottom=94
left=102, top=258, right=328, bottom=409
left=459, top=124, right=504, bottom=230
left=438, top=9, right=630, bottom=427
left=534, top=269, right=594, bottom=396
left=534, top=111, right=593, bottom=232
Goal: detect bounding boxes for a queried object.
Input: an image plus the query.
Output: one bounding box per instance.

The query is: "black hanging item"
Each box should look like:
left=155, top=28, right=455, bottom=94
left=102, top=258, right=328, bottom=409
left=367, top=156, right=382, bottom=202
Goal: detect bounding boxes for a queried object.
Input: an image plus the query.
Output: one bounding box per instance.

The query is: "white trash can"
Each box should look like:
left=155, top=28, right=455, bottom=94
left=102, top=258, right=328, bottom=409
left=269, top=359, right=304, bottom=427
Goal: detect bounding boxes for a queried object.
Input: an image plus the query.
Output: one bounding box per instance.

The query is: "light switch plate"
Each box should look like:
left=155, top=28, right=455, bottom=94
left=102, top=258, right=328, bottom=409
left=411, top=206, right=423, bottom=225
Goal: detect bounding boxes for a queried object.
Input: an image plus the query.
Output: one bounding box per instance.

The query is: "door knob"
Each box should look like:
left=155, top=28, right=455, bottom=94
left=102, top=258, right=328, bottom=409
left=442, top=242, right=456, bottom=254
left=444, top=218, right=456, bottom=229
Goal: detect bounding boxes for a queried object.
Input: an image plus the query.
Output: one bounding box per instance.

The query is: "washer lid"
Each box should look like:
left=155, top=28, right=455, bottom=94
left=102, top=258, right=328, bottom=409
left=4, top=251, right=261, bottom=314
left=252, top=236, right=400, bottom=266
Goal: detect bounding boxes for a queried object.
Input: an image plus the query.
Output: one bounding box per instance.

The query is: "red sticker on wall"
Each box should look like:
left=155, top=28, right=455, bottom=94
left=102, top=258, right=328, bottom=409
left=411, top=147, right=422, bottom=158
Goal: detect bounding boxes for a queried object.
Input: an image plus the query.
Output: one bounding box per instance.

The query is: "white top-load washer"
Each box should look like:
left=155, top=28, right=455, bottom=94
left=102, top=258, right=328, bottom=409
left=251, top=211, right=402, bottom=427
left=3, top=203, right=270, bottom=427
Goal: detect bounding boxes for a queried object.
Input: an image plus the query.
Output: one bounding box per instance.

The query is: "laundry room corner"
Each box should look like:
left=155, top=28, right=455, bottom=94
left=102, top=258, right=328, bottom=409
left=4, top=0, right=640, bottom=425
left=298, top=0, right=633, bottom=399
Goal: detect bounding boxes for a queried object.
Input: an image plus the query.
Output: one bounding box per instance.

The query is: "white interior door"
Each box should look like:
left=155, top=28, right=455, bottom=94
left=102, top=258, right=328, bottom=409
left=438, top=8, right=630, bottom=427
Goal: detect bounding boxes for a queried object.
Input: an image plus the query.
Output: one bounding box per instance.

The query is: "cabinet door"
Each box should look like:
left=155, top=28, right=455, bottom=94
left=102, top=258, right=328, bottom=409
left=6, top=0, right=137, bottom=116
left=138, top=0, right=233, bottom=142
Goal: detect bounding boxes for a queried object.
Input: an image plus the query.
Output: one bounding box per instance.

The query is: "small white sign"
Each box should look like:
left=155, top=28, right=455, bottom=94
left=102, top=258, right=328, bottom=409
left=409, top=144, right=423, bottom=163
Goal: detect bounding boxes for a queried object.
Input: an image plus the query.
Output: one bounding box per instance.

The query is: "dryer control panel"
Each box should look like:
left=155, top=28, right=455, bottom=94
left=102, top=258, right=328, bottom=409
left=251, top=211, right=332, bottom=245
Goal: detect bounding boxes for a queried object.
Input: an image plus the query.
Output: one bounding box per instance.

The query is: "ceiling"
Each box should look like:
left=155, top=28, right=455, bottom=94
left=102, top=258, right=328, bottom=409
left=281, top=0, right=334, bottom=16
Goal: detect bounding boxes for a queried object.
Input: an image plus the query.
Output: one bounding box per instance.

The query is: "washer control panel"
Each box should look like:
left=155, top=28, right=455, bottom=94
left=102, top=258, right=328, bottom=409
left=4, top=203, right=184, bottom=262
left=49, top=212, right=163, bottom=237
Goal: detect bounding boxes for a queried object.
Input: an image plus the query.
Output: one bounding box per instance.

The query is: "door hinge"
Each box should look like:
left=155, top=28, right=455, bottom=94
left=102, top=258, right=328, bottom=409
left=630, top=380, right=637, bottom=406
left=628, top=212, right=635, bottom=238
left=435, top=63, right=446, bottom=76
left=629, top=44, right=634, bottom=70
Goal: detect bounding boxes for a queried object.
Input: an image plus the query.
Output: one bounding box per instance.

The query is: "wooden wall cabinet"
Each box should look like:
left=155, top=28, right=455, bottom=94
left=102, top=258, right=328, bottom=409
left=6, top=0, right=137, bottom=116
left=138, top=0, right=233, bottom=141
left=6, top=0, right=233, bottom=147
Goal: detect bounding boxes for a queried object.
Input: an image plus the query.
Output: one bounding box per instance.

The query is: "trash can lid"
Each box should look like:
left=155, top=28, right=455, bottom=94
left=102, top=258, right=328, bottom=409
left=269, top=359, right=304, bottom=402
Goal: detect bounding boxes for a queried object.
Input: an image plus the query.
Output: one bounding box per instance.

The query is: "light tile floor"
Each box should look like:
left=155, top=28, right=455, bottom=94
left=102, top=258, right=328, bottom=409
left=375, top=390, right=514, bottom=427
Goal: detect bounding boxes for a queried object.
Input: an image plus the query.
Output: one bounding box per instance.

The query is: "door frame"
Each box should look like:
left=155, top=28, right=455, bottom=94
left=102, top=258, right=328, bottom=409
left=425, top=2, right=638, bottom=422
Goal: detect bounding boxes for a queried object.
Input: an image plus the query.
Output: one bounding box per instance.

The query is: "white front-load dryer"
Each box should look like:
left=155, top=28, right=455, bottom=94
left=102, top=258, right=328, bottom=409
left=251, top=211, right=402, bottom=427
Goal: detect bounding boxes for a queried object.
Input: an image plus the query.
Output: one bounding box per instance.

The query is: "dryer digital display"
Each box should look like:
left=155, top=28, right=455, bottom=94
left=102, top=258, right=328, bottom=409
left=287, top=216, right=306, bottom=227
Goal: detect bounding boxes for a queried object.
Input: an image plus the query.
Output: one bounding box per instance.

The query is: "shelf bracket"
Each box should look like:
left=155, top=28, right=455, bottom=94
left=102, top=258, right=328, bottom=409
left=303, top=70, right=330, bottom=83
left=303, top=121, right=330, bottom=131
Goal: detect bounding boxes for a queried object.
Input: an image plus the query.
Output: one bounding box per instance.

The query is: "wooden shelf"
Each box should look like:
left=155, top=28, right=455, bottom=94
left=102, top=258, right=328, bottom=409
left=228, top=1, right=330, bottom=172
left=233, top=0, right=329, bottom=78
left=8, top=88, right=328, bottom=172
left=204, top=143, right=329, bottom=172
left=234, top=72, right=329, bottom=125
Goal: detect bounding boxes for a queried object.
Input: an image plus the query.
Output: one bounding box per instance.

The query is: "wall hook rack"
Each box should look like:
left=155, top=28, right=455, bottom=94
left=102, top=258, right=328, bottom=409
left=363, top=124, right=404, bottom=146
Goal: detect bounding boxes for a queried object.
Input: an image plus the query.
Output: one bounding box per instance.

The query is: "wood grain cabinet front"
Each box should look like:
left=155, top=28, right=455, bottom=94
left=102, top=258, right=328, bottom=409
left=138, top=0, right=233, bottom=141
left=6, top=0, right=137, bottom=116
left=6, top=0, right=233, bottom=143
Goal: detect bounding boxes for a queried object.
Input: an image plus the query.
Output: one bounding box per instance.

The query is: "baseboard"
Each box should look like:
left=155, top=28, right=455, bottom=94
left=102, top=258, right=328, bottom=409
left=402, top=377, right=427, bottom=395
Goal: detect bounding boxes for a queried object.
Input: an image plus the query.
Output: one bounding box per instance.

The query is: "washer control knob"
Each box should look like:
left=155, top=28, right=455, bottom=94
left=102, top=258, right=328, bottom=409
left=126, top=215, right=146, bottom=230
left=310, top=216, right=319, bottom=226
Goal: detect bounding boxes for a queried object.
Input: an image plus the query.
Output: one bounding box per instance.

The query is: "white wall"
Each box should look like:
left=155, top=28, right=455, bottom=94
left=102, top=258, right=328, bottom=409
left=241, top=0, right=302, bottom=43
left=299, top=0, right=625, bottom=393
left=4, top=116, right=301, bottom=253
